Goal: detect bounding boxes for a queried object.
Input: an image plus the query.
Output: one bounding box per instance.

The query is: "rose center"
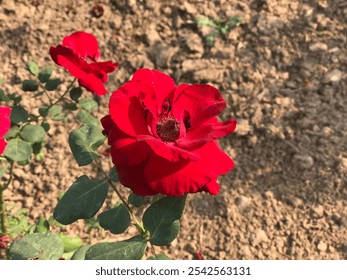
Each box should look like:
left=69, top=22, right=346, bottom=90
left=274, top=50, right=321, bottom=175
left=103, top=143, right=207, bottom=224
left=156, top=117, right=180, bottom=142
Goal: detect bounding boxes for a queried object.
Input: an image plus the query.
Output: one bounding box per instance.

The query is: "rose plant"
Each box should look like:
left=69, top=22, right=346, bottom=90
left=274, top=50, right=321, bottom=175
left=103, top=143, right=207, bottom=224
left=1, top=30, right=236, bottom=260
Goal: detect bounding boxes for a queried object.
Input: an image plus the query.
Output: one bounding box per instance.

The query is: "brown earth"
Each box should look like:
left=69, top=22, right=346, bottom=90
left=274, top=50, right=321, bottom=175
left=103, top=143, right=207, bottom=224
left=1, top=0, right=347, bottom=259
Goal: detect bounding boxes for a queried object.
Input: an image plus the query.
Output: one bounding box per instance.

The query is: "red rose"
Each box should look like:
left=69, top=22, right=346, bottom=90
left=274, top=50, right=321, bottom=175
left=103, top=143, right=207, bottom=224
left=0, top=106, right=11, bottom=154
left=49, top=31, right=118, bottom=96
left=101, top=69, right=236, bottom=196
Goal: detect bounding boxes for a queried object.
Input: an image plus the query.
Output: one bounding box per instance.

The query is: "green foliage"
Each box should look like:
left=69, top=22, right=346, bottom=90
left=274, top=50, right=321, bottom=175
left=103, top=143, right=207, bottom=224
left=53, top=175, right=109, bottom=225
left=6, top=207, right=30, bottom=239
left=4, top=139, right=32, bottom=162
left=148, top=254, right=171, bottom=260
left=196, top=15, right=242, bottom=46
left=5, top=125, right=19, bottom=139
left=143, top=195, right=187, bottom=246
left=25, top=61, right=39, bottom=76
left=38, top=106, right=48, bottom=117
left=71, top=245, right=92, bottom=260
left=38, top=66, right=53, bottom=83
left=45, top=78, right=61, bottom=91
left=22, top=80, right=39, bottom=92
left=19, top=124, right=46, bottom=143
left=109, top=166, right=119, bottom=182
left=34, top=216, right=50, bottom=233
left=85, top=236, right=147, bottom=260
left=59, top=234, right=83, bottom=253
left=10, top=105, right=29, bottom=124
left=128, top=193, right=145, bottom=207
left=77, top=109, right=99, bottom=127
left=98, top=204, right=130, bottom=234
left=68, top=125, right=105, bottom=166
left=70, top=87, right=83, bottom=101
left=0, top=165, right=8, bottom=179
left=9, top=233, right=64, bottom=260
left=0, top=89, right=11, bottom=102
left=48, top=105, right=65, bottom=121
left=79, top=98, right=98, bottom=111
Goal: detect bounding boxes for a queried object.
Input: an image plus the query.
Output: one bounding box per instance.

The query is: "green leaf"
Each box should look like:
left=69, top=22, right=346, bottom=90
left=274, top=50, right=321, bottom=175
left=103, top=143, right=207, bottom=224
left=20, top=124, right=46, bottom=143
left=71, top=245, right=91, bottom=260
left=206, top=34, right=216, bottom=46
left=150, top=221, right=180, bottom=246
left=38, top=66, right=52, bottom=83
left=68, top=125, right=105, bottom=166
left=70, top=87, right=83, bottom=101
left=143, top=195, right=186, bottom=246
left=79, top=98, right=98, bottom=111
left=32, top=142, right=43, bottom=155
left=9, top=233, right=64, bottom=260
left=34, top=216, right=50, bottom=233
left=0, top=165, right=8, bottom=179
left=148, top=254, right=171, bottom=260
left=5, top=125, right=19, bottom=139
left=48, top=105, right=62, bottom=117
left=109, top=166, right=119, bottom=182
left=16, top=159, right=31, bottom=166
left=10, top=106, right=29, bottom=124
left=26, top=61, right=39, bottom=76
left=98, top=204, right=130, bottom=234
left=4, top=139, right=32, bottom=162
left=0, top=89, right=10, bottom=102
left=65, top=103, right=78, bottom=111
left=45, top=78, right=61, bottom=91
left=22, top=80, right=39, bottom=92
left=227, top=16, right=242, bottom=28
left=39, top=106, right=48, bottom=117
left=59, top=234, right=83, bottom=253
left=33, top=91, right=44, bottom=98
left=76, top=109, right=99, bottom=127
left=53, top=175, right=109, bottom=225
left=41, top=121, right=50, bottom=132
left=196, top=17, right=218, bottom=28
left=128, top=193, right=145, bottom=207
left=85, top=236, right=147, bottom=260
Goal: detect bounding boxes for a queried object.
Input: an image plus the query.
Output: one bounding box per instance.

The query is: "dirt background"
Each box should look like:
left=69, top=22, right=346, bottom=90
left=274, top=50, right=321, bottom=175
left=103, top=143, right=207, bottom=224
left=1, top=0, right=347, bottom=259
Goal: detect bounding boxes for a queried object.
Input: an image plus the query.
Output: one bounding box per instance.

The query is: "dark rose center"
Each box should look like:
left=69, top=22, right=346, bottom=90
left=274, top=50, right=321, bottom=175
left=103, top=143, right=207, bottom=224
left=156, top=117, right=180, bottom=142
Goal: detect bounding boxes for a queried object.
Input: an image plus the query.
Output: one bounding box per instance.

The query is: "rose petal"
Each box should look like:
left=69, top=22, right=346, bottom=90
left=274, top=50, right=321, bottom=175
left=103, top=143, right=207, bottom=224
left=0, top=138, right=7, bottom=154
left=202, top=180, right=220, bottom=195
left=145, top=141, right=233, bottom=196
left=132, top=69, right=176, bottom=115
left=137, top=135, right=200, bottom=162
left=110, top=141, right=149, bottom=166
left=116, top=163, right=157, bottom=196
left=62, top=31, right=100, bottom=61
left=89, top=61, right=118, bottom=82
left=176, top=119, right=237, bottom=149
left=173, top=84, right=226, bottom=128
left=50, top=46, right=109, bottom=95
left=0, top=106, right=11, bottom=138
left=78, top=73, right=108, bottom=95
left=109, top=86, right=150, bottom=137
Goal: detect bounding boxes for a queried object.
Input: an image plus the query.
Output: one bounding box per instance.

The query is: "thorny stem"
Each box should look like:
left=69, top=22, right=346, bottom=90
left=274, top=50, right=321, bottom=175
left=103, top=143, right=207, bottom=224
left=48, top=78, right=77, bottom=109
left=95, top=160, right=146, bottom=236
left=0, top=161, right=15, bottom=235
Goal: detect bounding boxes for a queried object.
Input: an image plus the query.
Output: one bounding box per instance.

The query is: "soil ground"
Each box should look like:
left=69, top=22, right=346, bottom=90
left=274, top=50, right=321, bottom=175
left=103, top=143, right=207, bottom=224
left=1, top=0, right=347, bottom=259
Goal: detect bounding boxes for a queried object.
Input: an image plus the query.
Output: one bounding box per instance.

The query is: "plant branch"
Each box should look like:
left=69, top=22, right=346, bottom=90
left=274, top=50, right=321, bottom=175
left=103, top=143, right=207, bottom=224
left=0, top=161, right=14, bottom=235
left=95, top=160, right=146, bottom=235
left=48, top=78, right=76, bottom=109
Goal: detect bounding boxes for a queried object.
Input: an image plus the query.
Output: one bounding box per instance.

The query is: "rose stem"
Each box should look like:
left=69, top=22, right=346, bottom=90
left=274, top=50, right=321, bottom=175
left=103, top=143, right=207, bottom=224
left=0, top=161, right=14, bottom=235
left=48, top=78, right=77, bottom=109
left=95, top=160, right=146, bottom=235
